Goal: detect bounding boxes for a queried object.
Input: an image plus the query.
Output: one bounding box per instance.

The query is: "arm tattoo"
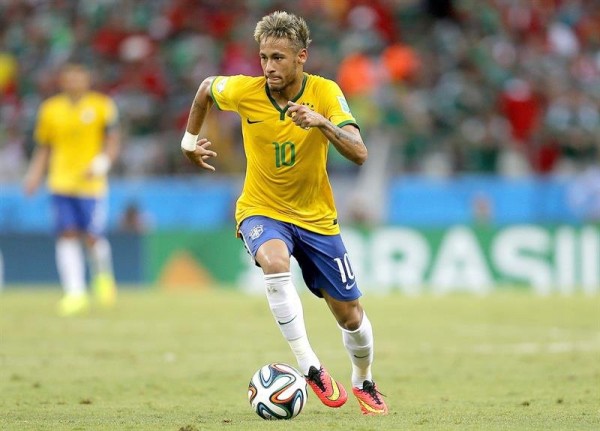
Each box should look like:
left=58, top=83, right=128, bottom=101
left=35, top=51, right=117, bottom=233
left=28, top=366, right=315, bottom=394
left=192, top=99, right=207, bottom=115
left=334, top=127, right=361, bottom=146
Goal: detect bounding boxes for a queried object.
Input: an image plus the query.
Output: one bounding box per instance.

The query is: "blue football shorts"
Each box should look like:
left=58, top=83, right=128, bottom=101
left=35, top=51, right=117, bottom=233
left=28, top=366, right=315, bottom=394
left=51, top=194, right=107, bottom=236
left=238, top=215, right=362, bottom=302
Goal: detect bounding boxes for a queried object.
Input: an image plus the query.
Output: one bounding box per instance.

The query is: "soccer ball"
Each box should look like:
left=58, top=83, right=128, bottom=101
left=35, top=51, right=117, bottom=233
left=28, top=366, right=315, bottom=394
left=248, top=363, right=307, bottom=420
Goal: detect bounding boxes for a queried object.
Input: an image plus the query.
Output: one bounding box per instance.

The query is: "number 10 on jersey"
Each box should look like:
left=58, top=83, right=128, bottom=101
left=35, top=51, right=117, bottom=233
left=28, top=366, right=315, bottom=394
left=273, top=141, right=296, bottom=167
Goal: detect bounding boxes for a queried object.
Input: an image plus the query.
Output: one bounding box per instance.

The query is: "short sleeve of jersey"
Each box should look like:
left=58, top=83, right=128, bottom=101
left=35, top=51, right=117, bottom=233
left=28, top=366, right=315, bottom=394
left=210, top=75, right=252, bottom=112
left=322, top=80, right=358, bottom=129
left=34, top=102, right=52, bottom=146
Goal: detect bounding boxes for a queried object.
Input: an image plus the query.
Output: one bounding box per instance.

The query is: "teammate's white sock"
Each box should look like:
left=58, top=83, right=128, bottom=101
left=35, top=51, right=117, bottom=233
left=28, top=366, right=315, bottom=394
left=56, top=237, right=86, bottom=296
left=264, top=272, right=320, bottom=375
left=341, top=312, right=374, bottom=388
left=89, top=237, right=114, bottom=276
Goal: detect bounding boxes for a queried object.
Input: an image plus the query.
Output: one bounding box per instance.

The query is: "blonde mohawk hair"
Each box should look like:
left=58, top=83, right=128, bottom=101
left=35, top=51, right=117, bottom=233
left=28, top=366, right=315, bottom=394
left=254, top=11, right=312, bottom=51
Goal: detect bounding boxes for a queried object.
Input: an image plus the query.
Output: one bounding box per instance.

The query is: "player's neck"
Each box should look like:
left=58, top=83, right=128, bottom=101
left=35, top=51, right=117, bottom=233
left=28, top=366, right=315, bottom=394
left=65, top=91, right=86, bottom=103
left=270, top=90, right=294, bottom=107
left=269, top=74, right=304, bottom=106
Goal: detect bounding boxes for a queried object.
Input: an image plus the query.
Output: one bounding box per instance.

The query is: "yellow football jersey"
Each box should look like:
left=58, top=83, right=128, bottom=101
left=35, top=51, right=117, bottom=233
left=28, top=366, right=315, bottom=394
left=34, top=91, right=118, bottom=197
left=210, top=73, right=358, bottom=235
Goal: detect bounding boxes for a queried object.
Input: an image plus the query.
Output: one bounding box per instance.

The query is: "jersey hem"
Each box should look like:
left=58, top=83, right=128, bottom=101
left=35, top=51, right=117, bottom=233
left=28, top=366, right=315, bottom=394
left=47, top=186, right=107, bottom=198
left=236, top=210, right=340, bottom=237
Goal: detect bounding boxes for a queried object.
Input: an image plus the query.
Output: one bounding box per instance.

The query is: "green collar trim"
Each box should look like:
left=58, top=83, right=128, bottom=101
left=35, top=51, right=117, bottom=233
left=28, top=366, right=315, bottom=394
left=265, top=74, right=308, bottom=120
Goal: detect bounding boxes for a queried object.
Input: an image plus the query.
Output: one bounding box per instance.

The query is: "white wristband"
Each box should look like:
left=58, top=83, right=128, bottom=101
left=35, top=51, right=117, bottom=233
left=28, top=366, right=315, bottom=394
left=89, top=153, right=111, bottom=176
left=181, top=131, right=198, bottom=151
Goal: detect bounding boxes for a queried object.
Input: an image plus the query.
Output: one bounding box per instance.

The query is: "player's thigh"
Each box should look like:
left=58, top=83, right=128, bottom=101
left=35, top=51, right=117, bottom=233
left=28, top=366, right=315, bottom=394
left=294, top=229, right=361, bottom=301
left=75, top=196, right=107, bottom=237
left=51, top=194, right=80, bottom=234
left=238, top=216, right=294, bottom=272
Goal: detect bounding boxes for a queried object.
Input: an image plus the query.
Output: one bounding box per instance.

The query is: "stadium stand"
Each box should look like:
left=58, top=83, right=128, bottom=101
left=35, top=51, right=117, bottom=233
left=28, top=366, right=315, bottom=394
left=0, top=0, right=598, bottom=182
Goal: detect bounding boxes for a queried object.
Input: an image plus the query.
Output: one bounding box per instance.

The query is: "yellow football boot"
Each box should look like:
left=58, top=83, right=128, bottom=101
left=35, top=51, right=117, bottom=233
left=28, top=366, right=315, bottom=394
left=57, top=294, right=90, bottom=317
left=92, top=272, right=117, bottom=308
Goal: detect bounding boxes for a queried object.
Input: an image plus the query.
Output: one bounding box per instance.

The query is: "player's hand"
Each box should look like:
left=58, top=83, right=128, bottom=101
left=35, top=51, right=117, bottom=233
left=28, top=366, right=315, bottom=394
left=182, top=138, right=217, bottom=171
left=84, top=154, right=112, bottom=180
left=286, top=101, right=325, bottom=129
left=23, top=177, right=39, bottom=196
left=83, top=167, right=102, bottom=180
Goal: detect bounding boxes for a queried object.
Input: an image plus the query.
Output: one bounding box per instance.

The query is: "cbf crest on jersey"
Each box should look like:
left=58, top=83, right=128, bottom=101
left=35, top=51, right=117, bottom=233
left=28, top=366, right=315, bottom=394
left=249, top=224, right=264, bottom=240
left=81, top=108, right=96, bottom=124
left=216, top=77, right=228, bottom=93
left=337, top=96, right=351, bottom=114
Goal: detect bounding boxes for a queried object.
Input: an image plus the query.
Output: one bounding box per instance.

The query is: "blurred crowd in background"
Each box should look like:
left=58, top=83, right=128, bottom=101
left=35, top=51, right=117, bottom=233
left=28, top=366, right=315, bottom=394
left=0, top=0, right=599, bottom=181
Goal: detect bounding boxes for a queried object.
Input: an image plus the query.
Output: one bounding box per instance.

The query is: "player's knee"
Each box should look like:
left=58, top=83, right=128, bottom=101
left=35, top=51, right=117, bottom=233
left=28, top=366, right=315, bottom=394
left=83, top=235, right=100, bottom=248
left=259, top=254, right=290, bottom=274
left=59, top=230, right=80, bottom=239
left=339, top=314, right=362, bottom=331
left=335, top=305, right=363, bottom=331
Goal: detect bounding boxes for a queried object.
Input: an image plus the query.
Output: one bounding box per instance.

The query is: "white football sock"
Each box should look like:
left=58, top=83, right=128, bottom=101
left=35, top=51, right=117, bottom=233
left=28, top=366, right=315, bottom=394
left=89, top=237, right=113, bottom=276
left=56, top=237, right=86, bottom=296
left=341, top=311, right=374, bottom=388
left=264, top=272, right=320, bottom=375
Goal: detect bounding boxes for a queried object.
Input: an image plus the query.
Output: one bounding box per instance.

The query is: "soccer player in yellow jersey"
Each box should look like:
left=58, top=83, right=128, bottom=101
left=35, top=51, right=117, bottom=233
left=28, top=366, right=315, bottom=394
left=181, top=11, right=388, bottom=415
left=24, top=63, right=120, bottom=316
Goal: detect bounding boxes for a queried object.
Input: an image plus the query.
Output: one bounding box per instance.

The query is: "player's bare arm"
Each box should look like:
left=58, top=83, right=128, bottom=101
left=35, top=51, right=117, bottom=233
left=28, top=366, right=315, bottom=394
left=23, top=145, right=51, bottom=196
left=321, top=123, right=367, bottom=165
left=104, top=127, right=121, bottom=164
left=287, top=101, right=367, bottom=165
left=181, top=76, right=218, bottom=171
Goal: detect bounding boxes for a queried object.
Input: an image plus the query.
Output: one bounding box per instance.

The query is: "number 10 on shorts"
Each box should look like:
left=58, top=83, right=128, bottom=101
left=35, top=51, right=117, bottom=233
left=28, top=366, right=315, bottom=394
left=333, top=253, right=355, bottom=289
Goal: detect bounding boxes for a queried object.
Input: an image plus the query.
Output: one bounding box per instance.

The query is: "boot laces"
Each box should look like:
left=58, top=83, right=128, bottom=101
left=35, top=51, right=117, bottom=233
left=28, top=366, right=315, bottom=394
left=362, top=380, right=386, bottom=405
left=307, top=366, right=326, bottom=391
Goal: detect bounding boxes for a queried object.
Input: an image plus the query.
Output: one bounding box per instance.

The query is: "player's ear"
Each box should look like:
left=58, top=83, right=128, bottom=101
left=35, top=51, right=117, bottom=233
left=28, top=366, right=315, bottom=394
left=297, top=48, right=307, bottom=65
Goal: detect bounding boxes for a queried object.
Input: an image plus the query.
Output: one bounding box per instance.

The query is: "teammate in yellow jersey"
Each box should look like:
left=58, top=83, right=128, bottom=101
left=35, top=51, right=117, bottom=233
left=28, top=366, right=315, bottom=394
left=24, top=63, right=120, bottom=316
left=181, top=11, right=387, bottom=415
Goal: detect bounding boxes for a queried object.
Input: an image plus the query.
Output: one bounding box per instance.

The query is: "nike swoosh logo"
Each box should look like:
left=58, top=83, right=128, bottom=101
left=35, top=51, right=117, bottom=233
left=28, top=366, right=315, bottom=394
left=358, top=398, right=386, bottom=414
left=277, top=316, right=297, bottom=325
left=327, top=377, right=341, bottom=401
left=345, top=281, right=356, bottom=290
left=353, top=353, right=369, bottom=359
left=246, top=118, right=264, bottom=124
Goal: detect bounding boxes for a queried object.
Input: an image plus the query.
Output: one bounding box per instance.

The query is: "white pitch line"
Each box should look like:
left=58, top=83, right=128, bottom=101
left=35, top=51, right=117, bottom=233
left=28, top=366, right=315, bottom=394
left=416, top=338, right=600, bottom=355
left=471, top=339, right=600, bottom=355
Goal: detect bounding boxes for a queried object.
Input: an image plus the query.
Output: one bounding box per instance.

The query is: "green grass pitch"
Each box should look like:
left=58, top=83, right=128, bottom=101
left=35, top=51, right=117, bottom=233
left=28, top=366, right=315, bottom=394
left=1, top=288, right=599, bottom=430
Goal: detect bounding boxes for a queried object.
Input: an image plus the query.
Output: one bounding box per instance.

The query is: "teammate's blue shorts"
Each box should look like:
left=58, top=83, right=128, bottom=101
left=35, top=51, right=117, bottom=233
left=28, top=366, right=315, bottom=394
left=51, top=194, right=107, bottom=236
left=238, top=215, right=362, bottom=302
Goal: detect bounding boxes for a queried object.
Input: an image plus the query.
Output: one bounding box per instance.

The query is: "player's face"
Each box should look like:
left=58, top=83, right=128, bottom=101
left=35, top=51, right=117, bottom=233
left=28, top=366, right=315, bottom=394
left=60, top=67, right=91, bottom=97
left=259, top=37, right=306, bottom=93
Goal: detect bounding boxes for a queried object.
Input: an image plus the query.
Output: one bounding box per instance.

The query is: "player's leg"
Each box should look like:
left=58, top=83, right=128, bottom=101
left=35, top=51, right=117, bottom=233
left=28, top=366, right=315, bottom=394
left=52, top=195, right=89, bottom=316
left=258, top=246, right=348, bottom=408
left=321, top=292, right=388, bottom=415
left=296, top=228, right=387, bottom=415
left=238, top=217, right=346, bottom=407
left=86, top=234, right=116, bottom=307
left=239, top=217, right=319, bottom=371
left=292, top=236, right=358, bottom=407
left=81, top=196, right=116, bottom=307
left=257, top=240, right=320, bottom=371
